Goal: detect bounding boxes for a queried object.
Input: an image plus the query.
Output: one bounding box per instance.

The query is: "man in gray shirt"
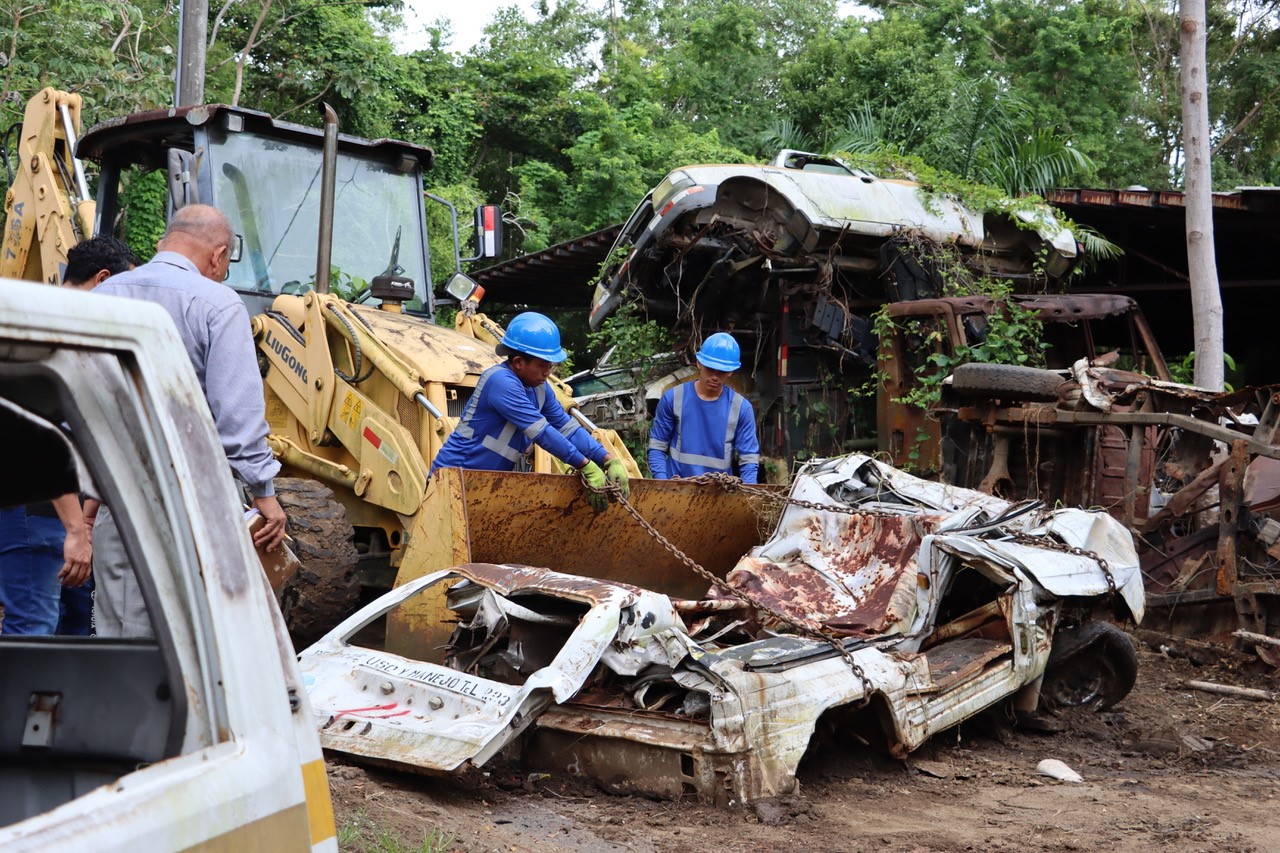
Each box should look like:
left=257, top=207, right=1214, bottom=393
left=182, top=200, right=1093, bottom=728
left=92, top=204, right=286, bottom=636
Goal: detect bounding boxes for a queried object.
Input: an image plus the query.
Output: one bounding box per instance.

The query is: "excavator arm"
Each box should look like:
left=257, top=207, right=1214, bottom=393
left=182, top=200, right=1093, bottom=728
left=1, top=88, right=95, bottom=283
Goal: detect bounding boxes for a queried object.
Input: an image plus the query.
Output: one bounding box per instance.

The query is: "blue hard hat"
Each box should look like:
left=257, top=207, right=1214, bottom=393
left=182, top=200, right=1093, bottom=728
left=696, top=332, right=741, bottom=372
left=498, top=312, right=568, bottom=362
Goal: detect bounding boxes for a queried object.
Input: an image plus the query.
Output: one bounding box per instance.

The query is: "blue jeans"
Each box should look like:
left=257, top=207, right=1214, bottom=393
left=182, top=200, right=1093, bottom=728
left=58, top=577, right=94, bottom=635
left=0, top=506, right=64, bottom=635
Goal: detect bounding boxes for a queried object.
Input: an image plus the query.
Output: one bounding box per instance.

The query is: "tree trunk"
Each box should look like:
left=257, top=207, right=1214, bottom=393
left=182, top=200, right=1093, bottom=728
left=1180, top=0, right=1224, bottom=391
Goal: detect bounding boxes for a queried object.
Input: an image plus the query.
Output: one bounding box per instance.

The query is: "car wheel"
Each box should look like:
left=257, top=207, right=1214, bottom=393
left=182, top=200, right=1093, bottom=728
left=1041, top=621, right=1138, bottom=711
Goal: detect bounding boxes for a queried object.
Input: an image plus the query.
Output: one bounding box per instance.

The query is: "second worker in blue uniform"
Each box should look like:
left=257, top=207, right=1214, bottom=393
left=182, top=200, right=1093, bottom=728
left=648, top=332, right=761, bottom=483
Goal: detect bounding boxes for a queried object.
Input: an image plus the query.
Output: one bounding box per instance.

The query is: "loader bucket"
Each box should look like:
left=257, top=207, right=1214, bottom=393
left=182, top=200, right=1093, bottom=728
left=386, top=468, right=775, bottom=661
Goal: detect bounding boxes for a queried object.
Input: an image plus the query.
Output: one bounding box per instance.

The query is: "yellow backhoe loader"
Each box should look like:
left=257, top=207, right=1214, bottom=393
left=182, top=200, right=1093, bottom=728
left=1, top=88, right=95, bottom=283
left=52, top=100, right=640, bottom=643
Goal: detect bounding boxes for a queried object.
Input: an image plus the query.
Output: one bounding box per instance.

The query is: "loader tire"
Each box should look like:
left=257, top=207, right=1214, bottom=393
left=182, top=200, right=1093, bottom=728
left=274, top=477, right=360, bottom=649
left=950, top=362, right=1063, bottom=402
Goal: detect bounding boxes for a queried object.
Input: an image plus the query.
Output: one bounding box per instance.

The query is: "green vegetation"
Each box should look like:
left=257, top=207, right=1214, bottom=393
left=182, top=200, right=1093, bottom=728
left=1170, top=350, right=1239, bottom=391
left=3, top=0, right=1274, bottom=270
left=0, top=0, right=1270, bottom=402
left=337, top=810, right=454, bottom=853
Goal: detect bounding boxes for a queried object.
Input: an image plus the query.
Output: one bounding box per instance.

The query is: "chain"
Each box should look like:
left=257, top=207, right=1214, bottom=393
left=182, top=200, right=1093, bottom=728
left=1005, top=531, right=1119, bottom=595
left=582, top=469, right=1122, bottom=699
left=583, top=475, right=875, bottom=700
left=682, top=471, right=908, bottom=519
left=689, top=474, right=1120, bottom=594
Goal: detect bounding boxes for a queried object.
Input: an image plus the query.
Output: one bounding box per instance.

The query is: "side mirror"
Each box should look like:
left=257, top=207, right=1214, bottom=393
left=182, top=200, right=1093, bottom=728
left=473, top=205, right=503, bottom=260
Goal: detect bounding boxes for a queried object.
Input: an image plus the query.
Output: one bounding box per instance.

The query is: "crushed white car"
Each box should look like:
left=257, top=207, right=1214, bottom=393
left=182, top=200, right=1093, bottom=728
left=301, top=455, right=1142, bottom=803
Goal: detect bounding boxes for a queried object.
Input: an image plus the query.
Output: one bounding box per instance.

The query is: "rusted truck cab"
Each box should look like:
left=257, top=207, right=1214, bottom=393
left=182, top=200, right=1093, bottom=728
left=879, top=292, right=1280, bottom=646
left=877, top=293, right=1169, bottom=476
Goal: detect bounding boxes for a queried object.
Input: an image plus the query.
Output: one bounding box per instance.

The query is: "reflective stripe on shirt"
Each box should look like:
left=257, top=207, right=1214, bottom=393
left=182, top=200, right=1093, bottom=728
left=481, top=422, right=523, bottom=462
left=453, top=366, right=500, bottom=440
left=667, top=384, right=744, bottom=471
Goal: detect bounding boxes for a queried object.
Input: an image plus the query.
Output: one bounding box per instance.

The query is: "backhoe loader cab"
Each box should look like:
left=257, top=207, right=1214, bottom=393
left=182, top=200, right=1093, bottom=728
left=78, top=104, right=440, bottom=315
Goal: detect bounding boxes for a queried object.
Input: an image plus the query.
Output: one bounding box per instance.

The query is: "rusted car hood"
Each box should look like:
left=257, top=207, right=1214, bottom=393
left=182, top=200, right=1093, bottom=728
left=736, top=455, right=1144, bottom=636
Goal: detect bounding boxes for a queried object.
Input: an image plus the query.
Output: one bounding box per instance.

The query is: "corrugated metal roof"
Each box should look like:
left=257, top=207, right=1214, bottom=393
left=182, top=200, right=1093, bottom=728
left=471, top=224, right=622, bottom=307
left=1047, top=187, right=1280, bottom=212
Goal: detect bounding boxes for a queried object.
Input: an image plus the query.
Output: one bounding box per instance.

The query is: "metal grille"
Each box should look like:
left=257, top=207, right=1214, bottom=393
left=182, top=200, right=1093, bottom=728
left=397, top=392, right=421, bottom=440
left=447, top=386, right=473, bottom=419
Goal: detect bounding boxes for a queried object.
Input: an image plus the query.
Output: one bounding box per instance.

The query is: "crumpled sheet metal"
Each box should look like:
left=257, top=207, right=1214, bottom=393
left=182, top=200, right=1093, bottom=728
left=913, top=504, right=1143, bottom=622
left=725, top=456, right=1142, bottom=635
left=1073, top=355, right=1262, bottom=414
left=300, top=563, right=687, bottom=773
left=1030, top=509, right=1144, bottom=620
left=723, top=511, right=935, bottom=638
left=798, top=454, right=1016, bottom=519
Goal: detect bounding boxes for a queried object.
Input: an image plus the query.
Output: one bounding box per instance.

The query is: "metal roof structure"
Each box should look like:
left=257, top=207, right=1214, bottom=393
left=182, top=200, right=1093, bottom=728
left=471, top=224, right=622, bottom=307
left=1050, top=186, right=1280, bottom=386
left=1048, top=186, right=1280, bottom=296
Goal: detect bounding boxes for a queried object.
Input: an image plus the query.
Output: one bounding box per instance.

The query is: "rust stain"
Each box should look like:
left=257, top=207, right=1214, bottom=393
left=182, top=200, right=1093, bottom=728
left=713, top=513, right=941, bottom=637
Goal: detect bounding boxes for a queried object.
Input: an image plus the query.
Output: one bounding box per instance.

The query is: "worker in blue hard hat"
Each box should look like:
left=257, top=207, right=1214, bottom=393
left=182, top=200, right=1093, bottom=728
left=430, top=311, right=629, bottom=510
left=648, top=332, right=761, bottom=483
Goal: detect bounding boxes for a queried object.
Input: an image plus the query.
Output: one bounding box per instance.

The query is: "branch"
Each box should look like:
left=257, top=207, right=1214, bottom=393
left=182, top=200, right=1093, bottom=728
left=208, top=0, right=240, bottom=49
left=1187, top=679, right=1278, bottom=701
left=109, top=4, right=132, bottom=53
left=232, top=0, right=274, bottom=106
left=1212, top=84, right=1280, bottom=155
left=274, top=80, right=334, bottom=118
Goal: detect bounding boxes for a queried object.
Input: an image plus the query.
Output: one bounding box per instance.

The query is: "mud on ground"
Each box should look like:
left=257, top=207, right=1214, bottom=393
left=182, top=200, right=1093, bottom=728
left=329, top=639, right=1280, bottom=853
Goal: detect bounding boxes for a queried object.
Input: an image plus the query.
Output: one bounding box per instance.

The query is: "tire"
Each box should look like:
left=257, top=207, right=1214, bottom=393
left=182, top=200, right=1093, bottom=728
left=1040, top=621, right=1139, bottom=711
left=273, top=477, right=360, bottom=648
left=950, top=362, right=1064, bottom=402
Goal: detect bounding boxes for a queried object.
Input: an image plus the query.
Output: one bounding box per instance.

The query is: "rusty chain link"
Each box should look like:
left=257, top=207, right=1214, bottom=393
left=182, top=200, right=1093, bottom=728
left=581, top=474, right=876, bottom=698
left=1004, top=532, right=1120, bottom=595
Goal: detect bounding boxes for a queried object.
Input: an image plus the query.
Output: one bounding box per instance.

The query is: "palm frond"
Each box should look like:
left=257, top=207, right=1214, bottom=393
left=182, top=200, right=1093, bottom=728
left=759, top=118, right=815, bottom=154
left=1074, top=224, right=1123, bottom=262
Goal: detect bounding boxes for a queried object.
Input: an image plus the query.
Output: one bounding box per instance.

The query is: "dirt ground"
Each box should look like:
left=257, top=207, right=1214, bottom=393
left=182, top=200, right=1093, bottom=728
left=329, top=636, right=1280, bottom=853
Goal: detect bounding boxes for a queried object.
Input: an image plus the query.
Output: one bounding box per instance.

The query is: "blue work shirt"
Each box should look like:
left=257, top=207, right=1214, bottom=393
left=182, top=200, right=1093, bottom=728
left=648, top=383, right=760, bottom=483
left=95, top=252, right=280, bottom=497
left=430, top=363, right=609, bottom=475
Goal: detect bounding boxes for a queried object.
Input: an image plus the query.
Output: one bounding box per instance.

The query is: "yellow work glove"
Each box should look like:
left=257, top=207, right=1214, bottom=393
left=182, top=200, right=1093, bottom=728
left=605, top=458, right=631, bottom=500
left=580, top=461, right=608, bottom=512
